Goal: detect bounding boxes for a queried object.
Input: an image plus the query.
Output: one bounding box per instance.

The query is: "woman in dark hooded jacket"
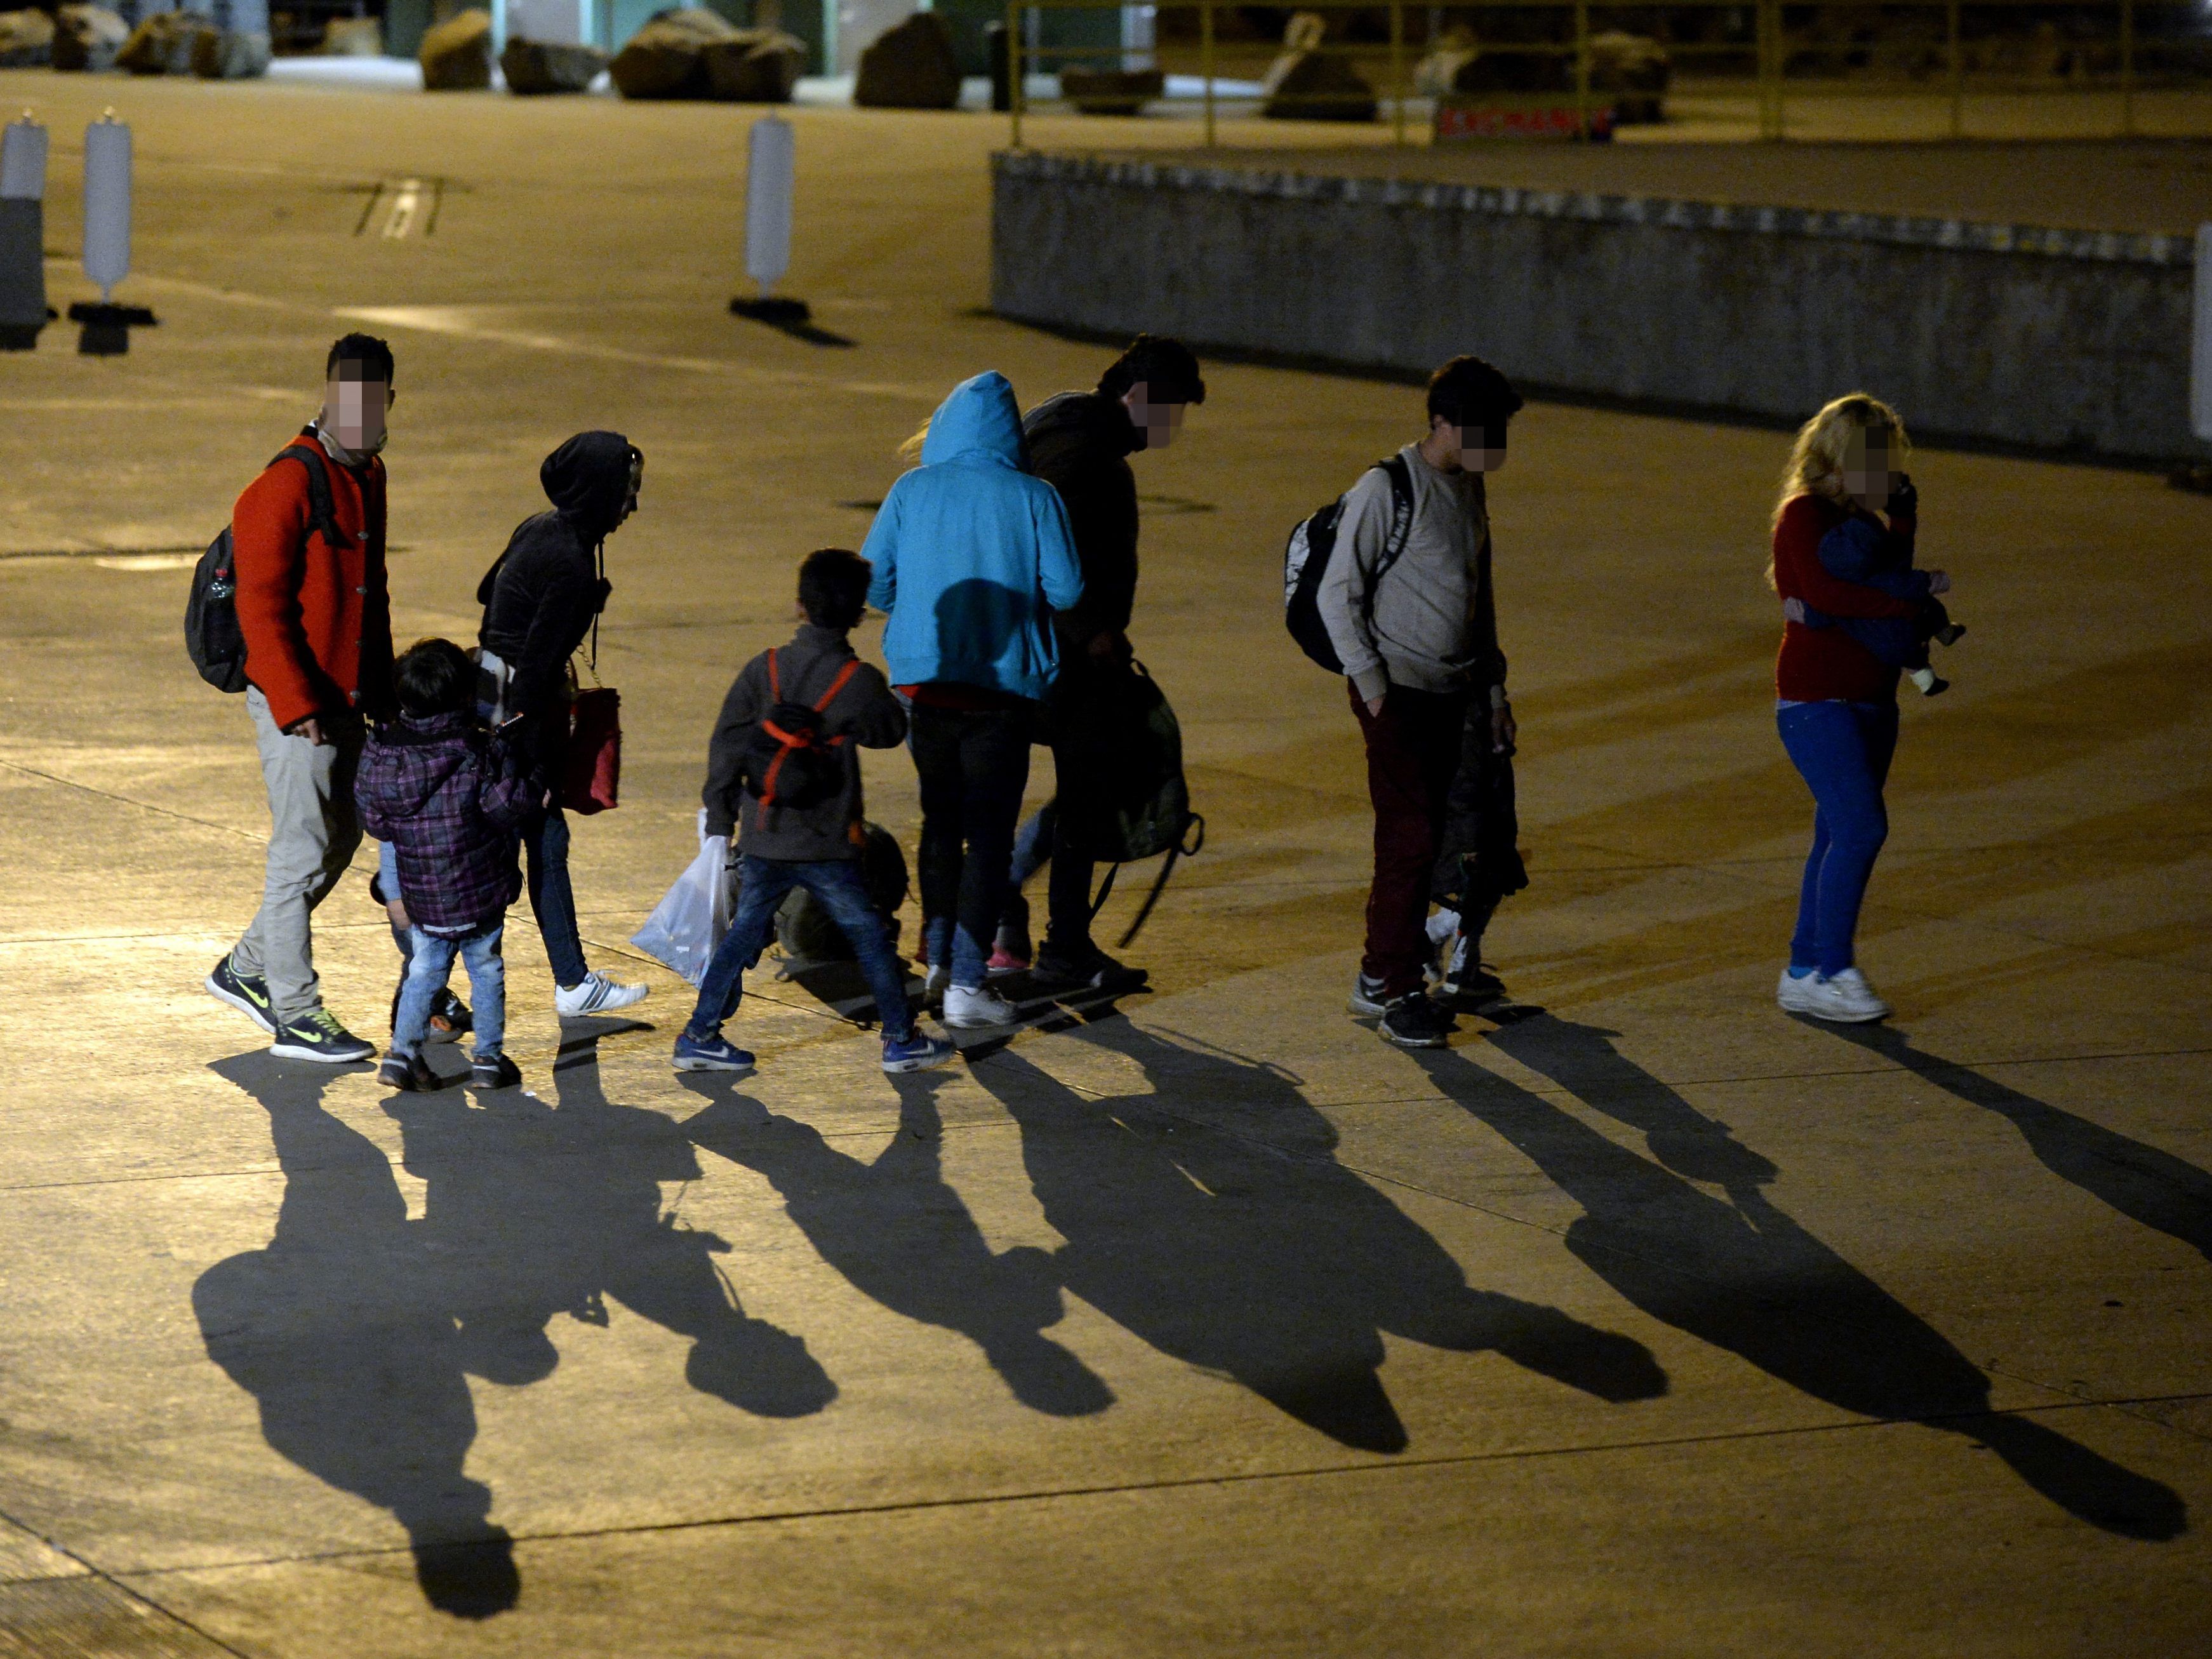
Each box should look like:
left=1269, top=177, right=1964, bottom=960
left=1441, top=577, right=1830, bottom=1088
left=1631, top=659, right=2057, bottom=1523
left=476, top=430, right=650, bottom=1018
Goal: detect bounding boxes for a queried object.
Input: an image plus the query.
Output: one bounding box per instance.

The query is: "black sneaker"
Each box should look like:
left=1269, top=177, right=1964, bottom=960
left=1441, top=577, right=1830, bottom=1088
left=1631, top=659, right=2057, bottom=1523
left=1378, top=993, right=1456, bottom=1049
left=470, top=1053, right=522, bottom=1091
left=378, top=1051, right=436, bottom=1092
left=1437, top=936, right=1510, bottom=1010
left=430, top=989, right=474, bottom=1042
left=1032, top=944, right=1148, bottom=994
left=270, top=1009, right=376, bottom=1065
left=206, top=954, right=276, bottom=1036
left=389, top=983, right=475, bottom=1040
left=1348, top=973, right=1390, bottom=1017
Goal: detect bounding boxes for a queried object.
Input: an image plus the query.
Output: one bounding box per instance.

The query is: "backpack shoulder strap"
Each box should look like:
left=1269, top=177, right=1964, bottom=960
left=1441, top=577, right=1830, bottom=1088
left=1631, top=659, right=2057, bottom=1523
left=272, top=443, right=352, bottom=550
left=813, top=658, right=860, bottom=714
left=767, top=648, right=782, bottom=702
left=1374, top=454, right=1416, bottom=576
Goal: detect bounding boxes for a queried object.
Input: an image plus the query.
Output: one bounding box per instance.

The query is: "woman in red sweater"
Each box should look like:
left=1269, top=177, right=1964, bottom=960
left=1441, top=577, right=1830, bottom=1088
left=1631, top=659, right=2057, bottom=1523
left=1768, top=394, right=1949, bottom=1023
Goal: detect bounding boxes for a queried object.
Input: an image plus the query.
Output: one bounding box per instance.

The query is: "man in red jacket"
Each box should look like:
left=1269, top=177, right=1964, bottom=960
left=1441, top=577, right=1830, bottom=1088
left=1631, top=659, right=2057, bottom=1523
left=204, top=334, right=397, bottom=1063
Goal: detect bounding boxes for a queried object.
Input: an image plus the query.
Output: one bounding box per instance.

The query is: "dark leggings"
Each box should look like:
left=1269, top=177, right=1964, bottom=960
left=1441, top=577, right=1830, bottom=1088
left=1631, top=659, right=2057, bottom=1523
left=908, top=703, right=1032, bottom=990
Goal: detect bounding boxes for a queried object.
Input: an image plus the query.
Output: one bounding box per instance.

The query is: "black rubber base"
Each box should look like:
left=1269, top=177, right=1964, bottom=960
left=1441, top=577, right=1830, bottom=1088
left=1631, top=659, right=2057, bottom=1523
left=729, top=295, right=811, bottom=324
left=67, top=302, right=159, bottom=357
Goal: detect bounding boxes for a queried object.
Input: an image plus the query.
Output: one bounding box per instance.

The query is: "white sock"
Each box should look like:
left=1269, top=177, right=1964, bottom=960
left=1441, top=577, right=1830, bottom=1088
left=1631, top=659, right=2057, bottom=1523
left=1907, top=667, right=1938, bottom=693
left=1425, top=908, right=1461, bottom=947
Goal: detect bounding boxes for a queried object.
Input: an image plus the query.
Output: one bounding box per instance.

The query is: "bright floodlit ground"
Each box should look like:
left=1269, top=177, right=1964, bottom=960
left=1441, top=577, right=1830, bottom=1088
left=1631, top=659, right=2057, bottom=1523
left=0, top=68, right=2209, bottom=1658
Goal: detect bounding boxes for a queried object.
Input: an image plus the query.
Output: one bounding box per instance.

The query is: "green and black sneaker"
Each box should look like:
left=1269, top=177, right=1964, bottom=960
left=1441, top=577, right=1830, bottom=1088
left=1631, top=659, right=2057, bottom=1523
left=270, top=1008, right=376, bottom=1065
left=205, top=953, right=276, bottom=1036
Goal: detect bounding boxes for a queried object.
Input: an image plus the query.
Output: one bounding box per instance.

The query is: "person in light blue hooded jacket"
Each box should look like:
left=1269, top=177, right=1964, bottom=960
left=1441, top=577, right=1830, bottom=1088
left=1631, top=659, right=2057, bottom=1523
left=862, top=372, right=1084, bottom=1029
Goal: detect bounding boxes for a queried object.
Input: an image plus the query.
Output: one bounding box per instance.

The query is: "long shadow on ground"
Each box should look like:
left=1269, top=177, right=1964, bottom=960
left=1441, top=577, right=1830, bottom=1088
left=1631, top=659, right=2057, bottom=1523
left=679, top=1069, right=1116, bottom=1417
left=193, top=1043, right=835, bottom=1619
left=1825, top=1023, right=2212, bottom=1263
left=192, top=1054, right=521, bottom=1619
left=1422, top=1016, right=2187, bottom=1540
left=960, top=1014, right=1669, bottom=1452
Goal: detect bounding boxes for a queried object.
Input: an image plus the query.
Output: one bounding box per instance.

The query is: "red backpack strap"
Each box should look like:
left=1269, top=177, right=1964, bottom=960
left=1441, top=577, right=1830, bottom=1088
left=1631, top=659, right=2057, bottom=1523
left=813, top=659, right=860, bottom=713
left=767, top=648, right=782, bottom=701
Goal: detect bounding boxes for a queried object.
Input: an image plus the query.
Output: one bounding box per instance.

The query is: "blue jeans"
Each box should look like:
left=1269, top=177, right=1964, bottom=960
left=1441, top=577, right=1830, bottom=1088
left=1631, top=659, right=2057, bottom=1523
left=1777, top=700, right=1900, bottom=976
left=523, top=807, right=589, bottom=987
left=687, top=856, right=915, bottom=1043
left=392, top=919, right=506, bottom=1062
left=1009, top=799, right=1097, bottom=959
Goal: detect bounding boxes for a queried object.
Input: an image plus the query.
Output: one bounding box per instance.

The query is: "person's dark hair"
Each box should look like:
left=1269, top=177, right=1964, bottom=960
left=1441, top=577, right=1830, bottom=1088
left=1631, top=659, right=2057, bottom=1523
left=1426, top=356, right=1522, bottom=434
left=326, top=331, right=395, bottom=384
left=393, top=637, right=474, bottom=718
left=798, top=548, right=872, bottom=631
left=1099, top=334, right=1206, bottom=406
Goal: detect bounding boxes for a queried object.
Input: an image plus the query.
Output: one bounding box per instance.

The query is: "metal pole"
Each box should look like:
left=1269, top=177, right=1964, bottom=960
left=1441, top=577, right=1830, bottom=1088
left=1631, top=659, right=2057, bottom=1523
left=1201, top=0, right=1216, bottom=148
left=1390, top=0, right=1406, bottom=146
left=1762, top=0, right=1784, bottom=140
left=1946, top=0, right=1962, bottom=138
left=1009, top=0, right=1023, bottom=149
left=1573, top=0, right=1589, bottom=138
left=2120, top=0, right=2135, bottom=137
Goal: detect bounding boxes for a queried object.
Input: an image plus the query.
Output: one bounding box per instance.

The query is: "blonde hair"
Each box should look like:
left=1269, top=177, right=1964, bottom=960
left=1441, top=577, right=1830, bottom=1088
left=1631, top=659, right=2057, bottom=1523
left=895, top=416, right=933, bottom=466
left=1767, top=392, right=1911, bottom=585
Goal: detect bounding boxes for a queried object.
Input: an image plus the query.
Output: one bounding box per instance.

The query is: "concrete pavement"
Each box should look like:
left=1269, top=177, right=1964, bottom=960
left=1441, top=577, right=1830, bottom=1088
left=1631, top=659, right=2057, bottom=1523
left=1, top=69, right=2209, bottom=1655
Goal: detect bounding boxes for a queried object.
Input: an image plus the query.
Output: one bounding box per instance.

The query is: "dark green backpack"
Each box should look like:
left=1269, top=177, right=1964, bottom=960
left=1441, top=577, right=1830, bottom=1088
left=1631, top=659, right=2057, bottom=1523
left=1050, top=660, right=1205, bottom=946
left=773, top=822, right=910, bottom=966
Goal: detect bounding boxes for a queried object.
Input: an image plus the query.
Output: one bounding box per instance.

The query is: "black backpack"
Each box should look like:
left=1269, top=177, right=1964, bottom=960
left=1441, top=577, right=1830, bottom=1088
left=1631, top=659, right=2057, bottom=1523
left=773, top=822, right=910, bottom=965
left=736, top=650, right=858, bottom=813
left=1282, top=454, right=1415, bottom=672
left=1051, top=660, right=1205, bottom=949
left=185, top=440, right=349, bottom=694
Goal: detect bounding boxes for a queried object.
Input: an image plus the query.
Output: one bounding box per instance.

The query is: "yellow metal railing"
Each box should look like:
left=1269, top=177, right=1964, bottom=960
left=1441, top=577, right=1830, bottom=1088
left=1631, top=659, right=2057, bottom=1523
left=1004, top=0, right=2199, bottom=149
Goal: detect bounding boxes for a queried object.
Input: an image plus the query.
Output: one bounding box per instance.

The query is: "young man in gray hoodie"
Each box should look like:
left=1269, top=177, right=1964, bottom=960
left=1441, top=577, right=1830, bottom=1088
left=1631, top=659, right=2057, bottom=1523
left=1318, top=356, right=1522, bottom=1048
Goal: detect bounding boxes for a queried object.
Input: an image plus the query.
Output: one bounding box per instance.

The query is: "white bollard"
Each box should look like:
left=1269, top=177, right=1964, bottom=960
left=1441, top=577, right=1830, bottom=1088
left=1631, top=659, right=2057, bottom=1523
left=0, top=112, right=45, bottom=201
left=2195, top=224, right=2212, bottom=444
left=83, top=112, right=131, bottom=304
left=0, top=113, right=46, bottom=346
left=743, top=114, right=795, bottom=300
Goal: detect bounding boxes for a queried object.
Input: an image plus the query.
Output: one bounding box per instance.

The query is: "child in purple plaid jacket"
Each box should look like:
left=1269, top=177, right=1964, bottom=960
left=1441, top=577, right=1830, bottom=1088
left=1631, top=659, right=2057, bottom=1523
left=357, top=638, right=536, bottom=1091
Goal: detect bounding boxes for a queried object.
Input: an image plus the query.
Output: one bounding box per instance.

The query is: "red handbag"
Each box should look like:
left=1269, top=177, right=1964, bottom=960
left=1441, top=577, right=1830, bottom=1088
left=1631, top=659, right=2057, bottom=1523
left=561, top=686, right=622, bottom=815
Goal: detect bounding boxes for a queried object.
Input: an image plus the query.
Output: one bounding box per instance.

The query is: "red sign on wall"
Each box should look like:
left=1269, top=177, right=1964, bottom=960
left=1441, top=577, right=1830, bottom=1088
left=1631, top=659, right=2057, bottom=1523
left=1435, top=102, right=1616, bottom=142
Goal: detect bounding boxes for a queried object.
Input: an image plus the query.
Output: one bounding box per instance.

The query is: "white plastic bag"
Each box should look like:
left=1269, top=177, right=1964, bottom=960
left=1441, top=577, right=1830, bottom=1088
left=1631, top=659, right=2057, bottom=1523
left=630, top=812, right=734, bottom=986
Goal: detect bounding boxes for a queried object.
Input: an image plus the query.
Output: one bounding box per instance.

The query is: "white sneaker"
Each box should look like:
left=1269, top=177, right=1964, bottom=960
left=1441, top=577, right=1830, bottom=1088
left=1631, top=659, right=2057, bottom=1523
left=555, top=971, right=650, bottom=1018
left=942, top=983, right=1018, bottom=1029
left=1800, top=966, right=1890, bottom=1023
left=1775, top=968, right=1823, bottom=1014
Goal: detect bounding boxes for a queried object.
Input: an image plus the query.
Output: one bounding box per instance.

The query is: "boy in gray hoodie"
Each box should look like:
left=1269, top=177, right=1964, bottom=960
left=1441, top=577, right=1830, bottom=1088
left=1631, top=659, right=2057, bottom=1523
left=675, top=550, right=956, bottom=1077
left=1319, top=356, right=1523, bottom=1049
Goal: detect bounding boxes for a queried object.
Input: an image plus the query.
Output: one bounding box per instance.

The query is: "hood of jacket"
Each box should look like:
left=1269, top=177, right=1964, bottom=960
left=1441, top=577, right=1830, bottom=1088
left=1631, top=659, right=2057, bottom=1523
left=540, top=430, right=639, bottom=540
left=919, top=373, right=1024, bottom=470
left=364, top=712, right=479, bottom=816
left=1027, top=389, right=1140, bottom=460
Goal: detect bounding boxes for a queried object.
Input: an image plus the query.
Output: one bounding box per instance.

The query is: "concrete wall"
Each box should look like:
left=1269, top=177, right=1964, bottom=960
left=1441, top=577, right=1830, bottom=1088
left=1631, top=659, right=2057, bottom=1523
left=992, top=151, right=2205, bottom=462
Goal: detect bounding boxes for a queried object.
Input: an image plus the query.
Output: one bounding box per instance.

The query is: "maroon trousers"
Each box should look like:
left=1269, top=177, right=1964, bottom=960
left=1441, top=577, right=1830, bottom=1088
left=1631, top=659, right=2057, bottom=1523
left=1351, top=682, right=1472, bottom=997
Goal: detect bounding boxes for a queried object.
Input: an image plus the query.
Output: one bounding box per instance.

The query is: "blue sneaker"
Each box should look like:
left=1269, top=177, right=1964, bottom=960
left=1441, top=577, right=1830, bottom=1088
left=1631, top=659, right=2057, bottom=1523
left=206, top=953, right=276, bottom=1035
left=881, top=1030, right=957, bottom=1074
left=674, top=1030, right=756, bottom=1074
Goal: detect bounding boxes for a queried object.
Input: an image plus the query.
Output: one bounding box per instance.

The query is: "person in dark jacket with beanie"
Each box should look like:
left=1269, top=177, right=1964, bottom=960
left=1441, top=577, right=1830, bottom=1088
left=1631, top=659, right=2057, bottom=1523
left=357, top=639, right=536, bottom=1093
left=677, top=550, right=956, bottom=1077
left=477, top=430, right=649, bottom=1018
left=1001, top=335, right=1206, bottom=991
